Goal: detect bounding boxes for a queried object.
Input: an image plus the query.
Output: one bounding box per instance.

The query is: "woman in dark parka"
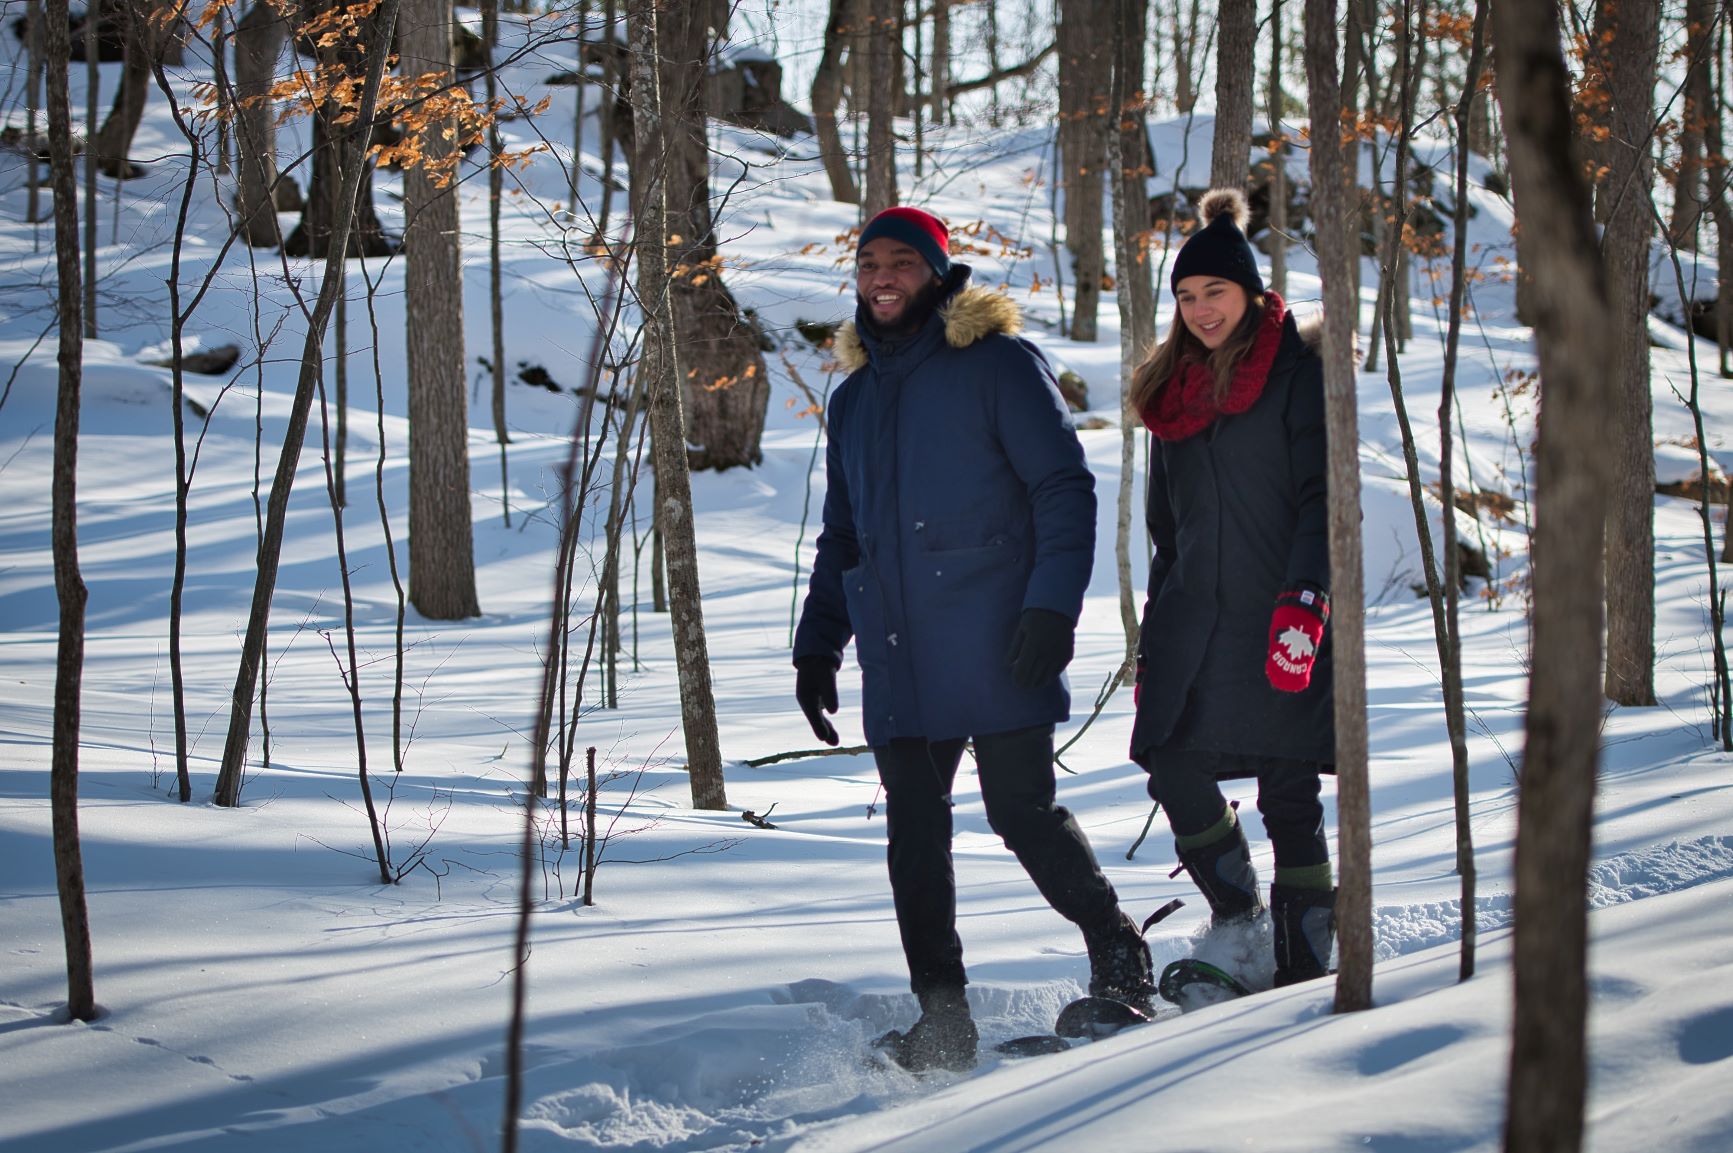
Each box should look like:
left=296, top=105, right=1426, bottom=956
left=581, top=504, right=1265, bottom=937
left=1129, top=188, right=1337, bottom=989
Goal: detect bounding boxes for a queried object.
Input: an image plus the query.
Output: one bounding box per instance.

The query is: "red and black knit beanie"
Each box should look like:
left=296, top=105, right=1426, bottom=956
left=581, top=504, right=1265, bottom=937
left=858, top=207, right=952, bottom=278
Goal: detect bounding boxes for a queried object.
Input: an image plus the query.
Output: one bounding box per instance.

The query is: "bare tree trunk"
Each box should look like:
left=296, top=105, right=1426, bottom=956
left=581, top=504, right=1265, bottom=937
left=596, top=0, right=619, bottom=238
left=1172, top=0, right=1202, bottom=114
left=82, top=0, right=97, bottom=338
left=651, top=476, right=667, bottom=612
left=484, top=0, right=511, bottom=519
left=910, top=2, right=924, bottom=175
left=1440, top=0, right=1487, bottom=982
left=602, top=374, right=650, bottom=711
left=655, top=2, right=773, bottom=470
left=46, top=0, right=97, bottom=1023
left=1362, top=1, right=1398, bottom=372
left=1109, top=0, right=1152, bottom=670
left=1585, top=2, right=1615, bottom=227
left=93, top=0, right=152, bottom=178
left=1265, top=0, right=1287, bottom=298
left=1059, top=0, right=1108, bottom=342
left=1394, top=223, right=1412, bottom=347
left=1672, top=0, right=1714, bottom=249
left=1210, top=0, right=1256, bottom=188
left=583, top=746, right=599, bottom=902
left=313, top=294, right=392, bottom=885
left=214, top=0, right=404, bottom=807
left=863, top=0, right=899, bottom=215
left=1369, top=0, right=1420, bottom=367
left=813, top=0, right=861, bottom=204
left=1708, top=14, right=1733, bottom=384
left=1303, top=0, right=1373, bottom=1016
left=1493, top=3, right=1615, bottom=1150
left=1655, top=189, right=1733, bottom=743
left=283, top=0, right=394, bottom=258
left=211, top=4, right=230, bottom=175
left=1468, top=83, right=1493, bottom=165
left=930, top=0, right=950, bottom=124
left=148, top=49, right=205, bottom=804
left=570, top=0, right=587, bottom=207
left=233, top=0, right=288, bottom=247
left=334, top=270, right=347, bottom=508
left=628, top=0, right=726, bottom=811
left=985, top=0, right=1000, bottom=125
left=1600, top=0, right=1659, bottom=707
left=844, top=0, right=867, bottom=116
left=403, top=0, right=480, bottom=620
left=1342, top=0, right=1364, bottom=306
left=27, top=0, right=43, bottom=231
left=1394, top=0, right=1416, bottom=357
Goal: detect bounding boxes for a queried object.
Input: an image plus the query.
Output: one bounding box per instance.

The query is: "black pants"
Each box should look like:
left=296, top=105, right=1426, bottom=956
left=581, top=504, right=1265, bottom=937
left=873, top=724, right=1122, bottom=996
left=1143, top=748, right=1330, bottom=871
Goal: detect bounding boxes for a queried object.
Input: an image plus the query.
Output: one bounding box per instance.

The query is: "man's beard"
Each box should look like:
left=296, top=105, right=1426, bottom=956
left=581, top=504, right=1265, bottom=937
left=859, top=276, right=946, bottom=339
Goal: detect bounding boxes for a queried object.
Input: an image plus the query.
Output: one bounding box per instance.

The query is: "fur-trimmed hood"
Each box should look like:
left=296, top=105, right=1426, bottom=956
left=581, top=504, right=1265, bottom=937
left=834, top=286, right=1024, bottom=373
left=1290, top=308, right=1361, bottom=362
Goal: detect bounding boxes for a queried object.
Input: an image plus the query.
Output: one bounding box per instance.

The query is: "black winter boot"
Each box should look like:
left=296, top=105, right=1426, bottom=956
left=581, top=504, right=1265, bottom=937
left=1084, top=911, right=1156, bottom=1014
left=1176, top=819, right=1264, bottom=925
left=876, top=986, right=978, bottom=1072
left=1272, top=884, right=1336, bottom=987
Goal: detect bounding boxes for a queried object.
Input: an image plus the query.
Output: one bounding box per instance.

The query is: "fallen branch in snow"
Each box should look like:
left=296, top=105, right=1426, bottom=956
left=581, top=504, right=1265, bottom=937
left=743, top=745, right=870, bottom=767
left=1126, top=802, right=1162, bottom=861
left=1053, top=657, right=1134, bottom=774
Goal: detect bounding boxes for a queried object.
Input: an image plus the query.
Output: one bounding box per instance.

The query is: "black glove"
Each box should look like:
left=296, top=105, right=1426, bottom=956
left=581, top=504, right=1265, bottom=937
left=1005, top=608, right=1076, bottom=691
left=794, top=656, right=840, bottom=746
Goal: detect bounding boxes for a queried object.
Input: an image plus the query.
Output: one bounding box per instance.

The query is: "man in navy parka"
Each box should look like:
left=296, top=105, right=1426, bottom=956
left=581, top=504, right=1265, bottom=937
left=792, top=208, right=1153, bottom=1072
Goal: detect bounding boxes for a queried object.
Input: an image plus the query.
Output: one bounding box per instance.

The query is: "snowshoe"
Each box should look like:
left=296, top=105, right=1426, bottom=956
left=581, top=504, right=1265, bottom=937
left=1055, top=994, right=1152, bottom=1039
left=994, top=995, right=1153, bottom=1057
left=995, top=1033, right=1074, bottom=1058
left=1158, top=958, right=1253, bottom=1012
left=994, top=901, right=1183, bottom=1059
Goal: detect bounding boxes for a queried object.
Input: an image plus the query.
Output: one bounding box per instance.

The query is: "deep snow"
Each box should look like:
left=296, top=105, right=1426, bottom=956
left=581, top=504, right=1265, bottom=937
left=3, top=13, right=1733, bottom=1153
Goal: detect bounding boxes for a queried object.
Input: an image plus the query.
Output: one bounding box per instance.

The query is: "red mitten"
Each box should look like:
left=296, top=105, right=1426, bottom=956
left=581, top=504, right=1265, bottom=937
left=1134, top=660, right=1145, bottom=708
left=1266, top=586, right=1330, bottom=693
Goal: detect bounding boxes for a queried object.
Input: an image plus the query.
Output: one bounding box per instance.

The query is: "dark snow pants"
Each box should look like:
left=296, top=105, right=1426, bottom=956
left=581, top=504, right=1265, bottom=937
left=872, top=724, right=1123, bottom=997
left=1142, top=748, right=1330, bottom=871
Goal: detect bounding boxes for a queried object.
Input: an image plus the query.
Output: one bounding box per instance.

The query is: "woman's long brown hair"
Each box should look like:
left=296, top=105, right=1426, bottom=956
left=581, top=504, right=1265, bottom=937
left=1129, top=292, right=1268, bottom=418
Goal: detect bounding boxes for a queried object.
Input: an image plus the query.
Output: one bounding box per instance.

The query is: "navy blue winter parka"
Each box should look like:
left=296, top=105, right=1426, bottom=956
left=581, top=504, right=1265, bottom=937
left=793, top=267, right=1095, bottom=746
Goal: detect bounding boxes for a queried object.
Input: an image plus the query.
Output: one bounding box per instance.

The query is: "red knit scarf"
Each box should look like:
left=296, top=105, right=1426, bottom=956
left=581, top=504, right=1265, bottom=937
left=1140, top=292, right=1288, bottom=442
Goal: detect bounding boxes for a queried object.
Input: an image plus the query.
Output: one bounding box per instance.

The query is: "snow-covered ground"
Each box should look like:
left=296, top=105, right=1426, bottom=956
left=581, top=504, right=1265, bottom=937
left=4, top=16, right=1733, bottom=1153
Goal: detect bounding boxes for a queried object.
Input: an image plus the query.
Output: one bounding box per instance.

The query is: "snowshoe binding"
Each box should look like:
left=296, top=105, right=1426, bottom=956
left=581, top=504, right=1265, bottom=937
left=1083, top=910, right=1158, bottom=1015
left=1272, top=884, right=1337, bottom=988
left=1158, top=958, right=1253, bottom=1012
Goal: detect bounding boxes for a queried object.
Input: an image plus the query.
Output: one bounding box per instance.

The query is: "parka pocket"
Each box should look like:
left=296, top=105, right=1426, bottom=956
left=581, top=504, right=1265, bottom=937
left=914, top=517, right=1016, bottom=555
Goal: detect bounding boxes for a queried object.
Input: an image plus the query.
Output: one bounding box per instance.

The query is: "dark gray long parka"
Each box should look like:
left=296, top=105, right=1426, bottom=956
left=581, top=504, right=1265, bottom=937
left=1129, top=313, right=1335, bottom=770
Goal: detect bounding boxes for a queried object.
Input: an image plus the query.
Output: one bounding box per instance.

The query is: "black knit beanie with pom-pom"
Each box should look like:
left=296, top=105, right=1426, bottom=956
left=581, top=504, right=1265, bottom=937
left=1169, top=188, right=1265, bottom=297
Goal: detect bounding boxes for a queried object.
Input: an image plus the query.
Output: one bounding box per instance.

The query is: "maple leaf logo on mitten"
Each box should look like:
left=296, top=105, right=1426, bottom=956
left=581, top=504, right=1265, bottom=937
left=1276, top=626, right=1317, bottom=664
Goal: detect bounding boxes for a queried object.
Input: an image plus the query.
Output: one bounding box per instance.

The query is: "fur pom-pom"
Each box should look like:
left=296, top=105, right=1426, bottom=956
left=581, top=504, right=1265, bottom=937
left=1197, top=187, right=1251, bottom=232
